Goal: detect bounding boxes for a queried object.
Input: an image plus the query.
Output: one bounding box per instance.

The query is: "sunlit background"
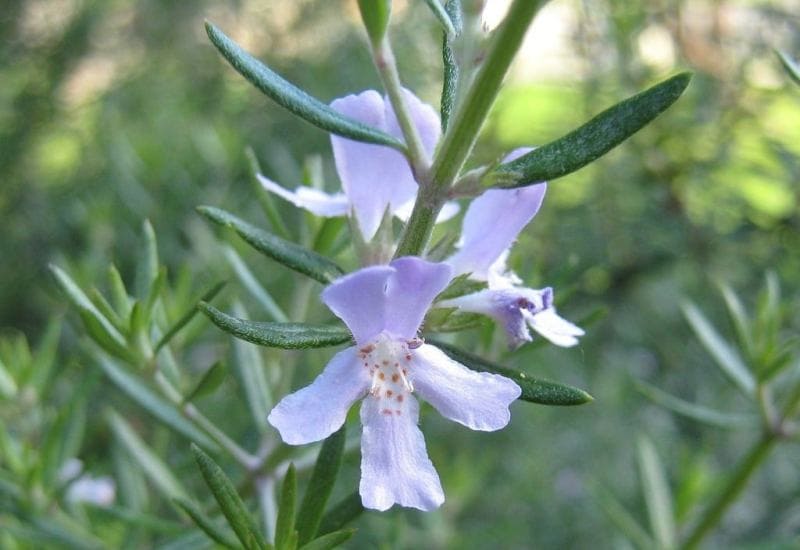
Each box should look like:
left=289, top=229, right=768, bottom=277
left=1, top=0, right=799, bottom=547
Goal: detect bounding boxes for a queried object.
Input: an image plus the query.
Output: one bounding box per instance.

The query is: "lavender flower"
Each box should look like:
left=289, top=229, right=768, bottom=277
left=258, top=89, right=458, bottom=241
left=268, top=257, right=521, bottom=511
left=443, top=173, right=584, bottom=349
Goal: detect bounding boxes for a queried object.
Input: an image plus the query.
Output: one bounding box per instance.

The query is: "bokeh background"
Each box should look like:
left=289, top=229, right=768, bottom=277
left=1, top=0, right=799, bottom=547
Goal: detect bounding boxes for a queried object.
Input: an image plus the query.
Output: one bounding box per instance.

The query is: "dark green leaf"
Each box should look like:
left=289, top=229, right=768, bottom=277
left=205, top=22, right=404, bottom=151
left=200, top=303, right=351, bottom=349
left=357, top=0, right=391, bottom=45
left=423, top=0, right=456, bottom=38
left=317, top=492, right=364, bottom=536
left=296, top=427, right=346, bottom=545
left=93, top=351, right=219, bottom=450
left=174, top=497, right=239, bottom=549
left=493, top=72, right=692, bottom=187
left=184, top=361, right=227, bottom=404
left=777, top=50, right=800, bottom=85
left=299, top=529, right=357, bottom=550
left=191, top=444, right=269, bottom=550
left=197, top=206, right=344, bottom=284
left=155, top=281, right=227, bottom=352
left=430, top=340, right=593, bottom=405
left=275, top=464, right=298, bottom=550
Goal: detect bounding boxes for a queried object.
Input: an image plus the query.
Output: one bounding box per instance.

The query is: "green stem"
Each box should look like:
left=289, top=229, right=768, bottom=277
left=681, top=434, right=777, bottom=549
left=374, top=38, right=430, bottom=178
left=394, top=0, right=546, bottom=257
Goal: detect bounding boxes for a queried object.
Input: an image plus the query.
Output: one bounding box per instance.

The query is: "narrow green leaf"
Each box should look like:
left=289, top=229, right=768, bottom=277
left=440, top=5, right=459, bottom=133
left=357, top=0, right=392, bottom=45
left=155, top=281, right=227, bottom=352
left=93, top=351, right=219, bottom=450
left=224, top=246, right=289, bottom=322
left=777, top=50, right=800, bottom=85
left=184, top=361, right=227, bottom=404
left=108, top=410, right=189, bottom=500
left=423, top=0, right=456, bottom=38
left=108, top=263, right=132, bottom=318
left=174, top=497, right=239, bottom=549
left=246, top=147, right=292, bottom=240
left=191, top=444, right=268, bottom=550
left=634, top=379, right=756, bottom=429
left=718, top=282, right=753, bottom=357
left=493, top=72, right=692, bottom=187
left=275, top=464, right=298, bottom=550
left=299, top=529, right=356, bottom=550
left=591, top=483, right=656, bottom=550
left=296, top=427, right=346, bottom=545
left=682, top=301, right=755, bottom=396
left=136, top=219, right=160, bottom=299
left=89, top=287, right=125, bottom=332
left=198, top=206, right=344, bottom=284
left=317, top=492, right=364, bottom=537
left=431, top=340, right=593, bottom=405
left=89, top=504, right=184, bottom=534
left=142, top=266, right=167, bottom=321
left=41, top=386, right=88, bottom=488
left=231, top=302, right=273, bottom=433
left=637, top=436, right=676, bottom=549
left=49, top=265, right=133, bottom=361
left=205, top=22, right=405, bottom=151
left=200, top=303, right=351, bottom=349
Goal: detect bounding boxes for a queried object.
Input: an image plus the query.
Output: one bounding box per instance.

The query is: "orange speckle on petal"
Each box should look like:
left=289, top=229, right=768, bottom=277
left=386, top=390, right=393, bottom=397
left=378, top=372, right=385, bottom=380
left=396, top=394, right=404, bottom=402
left=382, top=408, right=392, bottom=415
left=391, top=374, right=399, bottom=382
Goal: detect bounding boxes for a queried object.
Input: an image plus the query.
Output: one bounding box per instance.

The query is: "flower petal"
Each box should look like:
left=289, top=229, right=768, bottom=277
left=359, top=394, right=444, bottom=511
left=411, top=344, right=521, bottom=431
left=257, top=173, right=349, bottom=217
left=384, top=257, right=452, bottom=339
left=330, top=91, right=417, bottom=241
left=268, top=347, right=369, bottom=445
left=447, top=184, right=547, bottom=280
left=526, top=308, right=585, bottom=347
left=321, top=266, right=394, bottom=345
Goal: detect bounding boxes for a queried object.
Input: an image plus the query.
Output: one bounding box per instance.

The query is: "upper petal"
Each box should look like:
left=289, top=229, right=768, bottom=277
left=359, top=394, right=444, bottom=511
left=267, top=347, right=369, bottom=445
left=525, top=308, right=585, bottom=348
left=384, top=258, right=452, bottom=339
left=447, top=183, right=547, bottom=280
left=321, top=266, right=394, bottom=345
left=258, top=173, right=350, bottom=217
left=411, top=344, right=521, bottom=431
left=330, top=91, right=418, bottom=241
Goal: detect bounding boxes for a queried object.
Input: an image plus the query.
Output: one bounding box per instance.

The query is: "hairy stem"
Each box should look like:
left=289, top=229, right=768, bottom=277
left=373, top=38, right=430, bottom=178
left=394, top=0, right=546, bottom=257
left=681, top=433, right=777, bottom=549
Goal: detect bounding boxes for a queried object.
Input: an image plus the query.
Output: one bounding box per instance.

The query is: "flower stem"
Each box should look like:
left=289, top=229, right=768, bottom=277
left=394, top=0, right=546, bottom=257
left=680, top=433, right=777, bottom=549
left=373, top=37, right=430, bottom=178
left=428, top=0, right=546, bottom=191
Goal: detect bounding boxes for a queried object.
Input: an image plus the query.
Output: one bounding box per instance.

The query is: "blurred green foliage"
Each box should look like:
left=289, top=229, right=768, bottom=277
left=1, top=0, right=799, bottom=548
